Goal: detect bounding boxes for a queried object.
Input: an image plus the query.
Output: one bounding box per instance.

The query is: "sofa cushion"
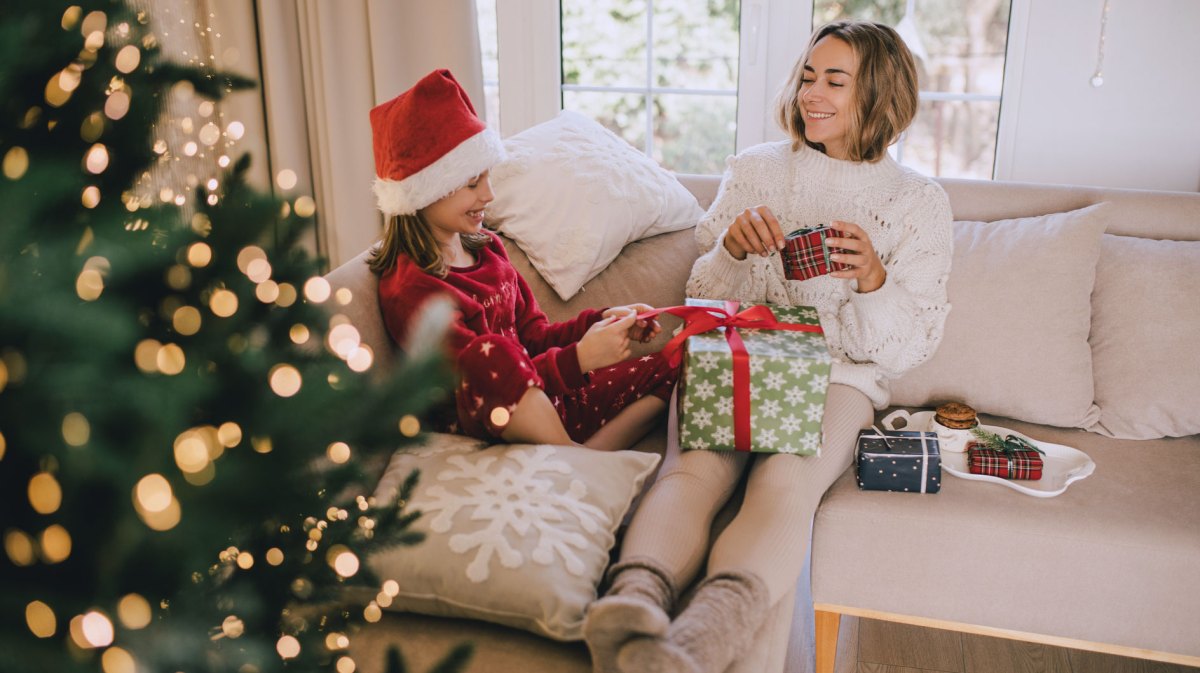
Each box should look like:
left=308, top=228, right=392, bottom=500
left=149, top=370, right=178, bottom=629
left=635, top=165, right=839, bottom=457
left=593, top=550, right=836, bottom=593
left=1087, top=235, right=1200, bottom=439
left=485, top=110, right=704, bottom=301
left=367, top=434, right=659, bottom=641
left=889, top=204, right=1109, bottom=429
left=501, top=229, right=700, bottom=358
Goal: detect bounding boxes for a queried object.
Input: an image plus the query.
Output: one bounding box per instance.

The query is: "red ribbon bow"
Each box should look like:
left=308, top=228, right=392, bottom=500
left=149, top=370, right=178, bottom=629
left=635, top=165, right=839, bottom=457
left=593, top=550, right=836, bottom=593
left=638, top=302, right=824, bottom=451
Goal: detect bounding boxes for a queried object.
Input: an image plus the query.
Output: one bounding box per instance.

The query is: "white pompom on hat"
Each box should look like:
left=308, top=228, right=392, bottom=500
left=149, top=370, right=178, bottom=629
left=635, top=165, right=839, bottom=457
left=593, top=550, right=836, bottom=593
left=370, top=69, right=505, bottom=217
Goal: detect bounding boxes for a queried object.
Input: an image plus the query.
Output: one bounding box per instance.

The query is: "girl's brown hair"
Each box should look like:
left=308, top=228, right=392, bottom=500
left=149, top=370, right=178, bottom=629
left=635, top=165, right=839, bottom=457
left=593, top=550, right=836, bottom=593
left=367, top=212, right=490, bottom=277
left=775, top=20, right=918, bottom=162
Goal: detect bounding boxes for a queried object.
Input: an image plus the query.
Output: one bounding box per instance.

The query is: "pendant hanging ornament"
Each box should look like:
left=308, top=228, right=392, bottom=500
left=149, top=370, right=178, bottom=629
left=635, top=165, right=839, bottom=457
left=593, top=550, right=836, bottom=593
left=1091, top=0, right=1111, bottom=87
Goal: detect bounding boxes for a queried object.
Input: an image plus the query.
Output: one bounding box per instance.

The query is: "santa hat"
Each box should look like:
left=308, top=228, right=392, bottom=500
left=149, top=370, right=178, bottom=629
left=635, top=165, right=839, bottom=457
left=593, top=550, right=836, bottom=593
left=370, top=69, right=505, bottom=217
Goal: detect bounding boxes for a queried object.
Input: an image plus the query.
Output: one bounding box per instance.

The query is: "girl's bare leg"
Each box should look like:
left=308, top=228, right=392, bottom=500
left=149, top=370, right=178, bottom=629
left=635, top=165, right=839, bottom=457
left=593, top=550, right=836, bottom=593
left=583, top=395, right=667, bottom=452
left=499, top=387, right=577, bottom=445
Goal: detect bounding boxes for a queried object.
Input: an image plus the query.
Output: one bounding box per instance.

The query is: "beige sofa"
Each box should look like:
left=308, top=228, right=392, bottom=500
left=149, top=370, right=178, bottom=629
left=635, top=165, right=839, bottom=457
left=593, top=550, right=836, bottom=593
left=330, top=175, right=1200, bottom=673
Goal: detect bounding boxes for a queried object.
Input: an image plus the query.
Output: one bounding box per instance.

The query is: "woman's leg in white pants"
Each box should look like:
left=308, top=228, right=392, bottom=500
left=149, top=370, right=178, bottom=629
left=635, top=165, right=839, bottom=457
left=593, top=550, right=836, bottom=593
left=584, top=447, right=747, bottom=672
left=614, top=384, right=873, bottom=673
left=706, top=383, right=874, bottom=603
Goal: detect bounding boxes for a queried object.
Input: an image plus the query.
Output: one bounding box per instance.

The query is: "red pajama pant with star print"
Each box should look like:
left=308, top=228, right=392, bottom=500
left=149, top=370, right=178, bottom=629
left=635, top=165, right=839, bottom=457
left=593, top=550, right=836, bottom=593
left=455, top=333, right=678, bottom=443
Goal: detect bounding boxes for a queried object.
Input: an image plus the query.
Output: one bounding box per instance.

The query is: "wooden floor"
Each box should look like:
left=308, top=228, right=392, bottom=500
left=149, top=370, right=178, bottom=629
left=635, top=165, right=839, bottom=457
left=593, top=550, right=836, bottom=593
left=832, top=616, right=1200, bottom=673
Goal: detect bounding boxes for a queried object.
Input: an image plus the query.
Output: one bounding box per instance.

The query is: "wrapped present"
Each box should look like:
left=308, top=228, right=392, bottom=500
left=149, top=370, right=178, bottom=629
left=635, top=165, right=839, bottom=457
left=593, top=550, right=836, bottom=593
left=664, top=299, right=832, bottom=454
left=856, top=429, right=941, bottom=493
left=781, top=225, right=851, bottom=281
left=966, top=432, right=1044, bottom=480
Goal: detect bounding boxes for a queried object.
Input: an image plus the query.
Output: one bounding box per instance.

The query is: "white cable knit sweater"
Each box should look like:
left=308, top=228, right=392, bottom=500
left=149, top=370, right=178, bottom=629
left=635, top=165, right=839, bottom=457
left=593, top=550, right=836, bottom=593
left=686, top=141, right=953, bottom=408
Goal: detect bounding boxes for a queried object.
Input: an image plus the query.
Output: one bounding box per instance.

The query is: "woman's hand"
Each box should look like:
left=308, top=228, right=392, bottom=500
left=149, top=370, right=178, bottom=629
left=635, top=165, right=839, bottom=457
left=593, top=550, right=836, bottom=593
left=603, top=304, right=662, bottom=343
left=722, top=206, right=786, bottom=261
left=826, top=220, right=887, bottom=293
left=577, top=311, right=638, bottom=373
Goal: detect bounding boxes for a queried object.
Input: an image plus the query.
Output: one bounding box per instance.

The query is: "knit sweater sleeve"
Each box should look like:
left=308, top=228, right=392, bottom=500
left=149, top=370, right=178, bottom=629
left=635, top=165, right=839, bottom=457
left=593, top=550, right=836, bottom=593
left=686, top=149, right=791, bottom=302
left=831, top=181, right=953, bottom=379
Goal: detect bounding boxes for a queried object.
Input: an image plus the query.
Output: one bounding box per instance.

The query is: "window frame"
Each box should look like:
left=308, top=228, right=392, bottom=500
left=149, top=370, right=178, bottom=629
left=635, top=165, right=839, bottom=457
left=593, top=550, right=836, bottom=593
left=494, top=0, right=1030, bottom=179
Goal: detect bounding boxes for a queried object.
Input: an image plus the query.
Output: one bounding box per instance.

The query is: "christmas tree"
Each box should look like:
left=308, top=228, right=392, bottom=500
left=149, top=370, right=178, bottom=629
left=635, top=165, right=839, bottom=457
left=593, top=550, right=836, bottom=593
left=0, top=1, right=466, bottom=671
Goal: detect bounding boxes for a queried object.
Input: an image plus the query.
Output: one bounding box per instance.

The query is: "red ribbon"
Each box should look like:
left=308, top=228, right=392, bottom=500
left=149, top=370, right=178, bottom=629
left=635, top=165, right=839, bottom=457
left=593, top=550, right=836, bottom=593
left=638, top=302, right=824, bottom=451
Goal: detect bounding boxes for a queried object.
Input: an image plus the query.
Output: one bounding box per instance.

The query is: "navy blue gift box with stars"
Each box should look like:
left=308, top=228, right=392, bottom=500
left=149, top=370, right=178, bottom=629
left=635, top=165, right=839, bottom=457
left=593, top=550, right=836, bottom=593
left=855, top=429, right=941, bottom=494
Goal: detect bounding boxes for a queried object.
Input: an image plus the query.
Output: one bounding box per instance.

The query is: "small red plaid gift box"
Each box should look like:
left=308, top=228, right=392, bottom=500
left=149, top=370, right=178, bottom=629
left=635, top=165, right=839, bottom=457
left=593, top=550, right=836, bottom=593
left=967, top=442, right=1044, bottom=480
left=781, top=225, right=851, bottom=281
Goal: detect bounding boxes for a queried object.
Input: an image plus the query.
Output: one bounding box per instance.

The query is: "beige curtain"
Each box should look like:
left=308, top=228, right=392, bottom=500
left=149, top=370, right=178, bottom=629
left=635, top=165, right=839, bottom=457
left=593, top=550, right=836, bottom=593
left=128, top=0, right=484, bottom=269
left=126, top=0, right=270, bottom=210
left=255, top=0, right=486, bottom=269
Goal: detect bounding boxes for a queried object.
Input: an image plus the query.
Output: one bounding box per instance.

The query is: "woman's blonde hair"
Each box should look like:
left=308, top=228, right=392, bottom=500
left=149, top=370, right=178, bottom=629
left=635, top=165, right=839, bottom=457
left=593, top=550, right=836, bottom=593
left=775, top=20, right=918, bottom=162
left=367, top=212, right=489, bottom=277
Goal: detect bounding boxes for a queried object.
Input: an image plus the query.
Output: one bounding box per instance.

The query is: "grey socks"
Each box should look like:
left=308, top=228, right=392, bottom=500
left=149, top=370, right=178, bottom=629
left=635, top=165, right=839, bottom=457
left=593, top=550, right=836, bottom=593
left=584, top=558, right=676, bottom=673
left=616, top=570, right=769, bottom=673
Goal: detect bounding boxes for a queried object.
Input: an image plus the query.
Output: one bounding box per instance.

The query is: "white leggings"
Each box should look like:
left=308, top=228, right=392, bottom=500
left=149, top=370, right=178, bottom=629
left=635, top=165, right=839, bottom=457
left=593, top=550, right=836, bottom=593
left=619, top=383, right=874, bottom=605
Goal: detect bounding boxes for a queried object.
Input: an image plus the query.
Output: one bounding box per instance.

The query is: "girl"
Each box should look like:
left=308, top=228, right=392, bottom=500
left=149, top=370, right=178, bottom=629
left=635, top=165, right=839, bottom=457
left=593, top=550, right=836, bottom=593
left=370, top=70, right=677, bottom=450
left=583, top=21, right=953, bottom=673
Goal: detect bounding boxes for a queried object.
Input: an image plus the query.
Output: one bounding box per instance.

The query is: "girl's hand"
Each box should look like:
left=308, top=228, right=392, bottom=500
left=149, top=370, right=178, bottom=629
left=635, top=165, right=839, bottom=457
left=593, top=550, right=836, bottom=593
left=722, top=206, right=786, bottom=261
left=826, top=220, right=887, bottom=293
left=577, top=311, right=637, bottom=373
left=604, top=304, right=662, bottom=343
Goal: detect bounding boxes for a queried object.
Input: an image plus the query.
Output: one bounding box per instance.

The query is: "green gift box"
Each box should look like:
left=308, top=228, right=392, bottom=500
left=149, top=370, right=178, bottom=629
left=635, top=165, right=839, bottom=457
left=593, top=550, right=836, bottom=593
left=675, top=298, right=832, bottom=454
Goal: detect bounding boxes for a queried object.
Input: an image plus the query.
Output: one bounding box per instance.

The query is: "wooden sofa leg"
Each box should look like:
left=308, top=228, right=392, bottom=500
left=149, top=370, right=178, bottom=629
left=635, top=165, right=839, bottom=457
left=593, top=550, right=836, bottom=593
left=815, top=609, right=840, bottom=673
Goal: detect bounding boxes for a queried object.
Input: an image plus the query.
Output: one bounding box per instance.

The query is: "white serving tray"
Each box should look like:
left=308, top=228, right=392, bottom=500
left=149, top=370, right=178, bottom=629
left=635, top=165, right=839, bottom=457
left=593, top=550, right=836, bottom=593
left=881, top=410, right=1095, bottom=498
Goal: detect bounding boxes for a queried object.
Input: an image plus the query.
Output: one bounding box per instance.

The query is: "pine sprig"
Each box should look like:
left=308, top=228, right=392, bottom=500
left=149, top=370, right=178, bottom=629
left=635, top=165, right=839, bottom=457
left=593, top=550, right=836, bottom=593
left=969, top=427, right=1044, bottom=455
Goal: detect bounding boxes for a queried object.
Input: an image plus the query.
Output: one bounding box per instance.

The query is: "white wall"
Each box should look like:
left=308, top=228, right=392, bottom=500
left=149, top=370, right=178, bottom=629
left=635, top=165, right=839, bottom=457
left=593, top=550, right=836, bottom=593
left=1000, top=0, right=1200, bottom=191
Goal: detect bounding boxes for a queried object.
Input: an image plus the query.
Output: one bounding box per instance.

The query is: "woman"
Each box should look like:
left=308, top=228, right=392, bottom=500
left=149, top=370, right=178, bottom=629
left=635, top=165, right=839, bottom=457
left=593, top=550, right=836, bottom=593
left=584, top=20, right=953, bottom=673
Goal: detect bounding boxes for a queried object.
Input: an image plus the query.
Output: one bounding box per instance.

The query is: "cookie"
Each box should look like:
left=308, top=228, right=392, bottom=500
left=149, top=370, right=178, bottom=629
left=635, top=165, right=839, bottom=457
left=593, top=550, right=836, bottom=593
left=935, top=401, right=978, bottom=430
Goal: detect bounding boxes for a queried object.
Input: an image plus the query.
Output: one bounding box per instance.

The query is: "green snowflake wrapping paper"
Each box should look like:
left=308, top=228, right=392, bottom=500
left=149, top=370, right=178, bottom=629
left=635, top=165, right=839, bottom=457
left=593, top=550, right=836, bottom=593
left=676, top=299, right=833, bottom=455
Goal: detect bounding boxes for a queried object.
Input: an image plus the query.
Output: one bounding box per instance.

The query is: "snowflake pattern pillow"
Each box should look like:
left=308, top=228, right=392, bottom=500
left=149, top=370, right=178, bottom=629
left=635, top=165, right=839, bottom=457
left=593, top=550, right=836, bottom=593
left=367, top=434, right=660, bottom=641
left=484, top=110, right=704, bottom=301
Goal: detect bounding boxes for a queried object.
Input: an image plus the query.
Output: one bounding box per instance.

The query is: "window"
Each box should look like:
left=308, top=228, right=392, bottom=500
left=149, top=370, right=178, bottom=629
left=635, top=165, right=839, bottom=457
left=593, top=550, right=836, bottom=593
left=558, top=1, right=740, bottom=174
left=814, top=0, right=1013, bottom=179
left=483, top=1, right=1021, bottom=179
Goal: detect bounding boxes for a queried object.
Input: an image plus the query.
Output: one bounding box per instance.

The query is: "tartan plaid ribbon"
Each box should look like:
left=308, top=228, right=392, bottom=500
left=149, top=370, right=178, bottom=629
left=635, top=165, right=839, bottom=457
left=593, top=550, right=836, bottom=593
left=781, top=226, right=851, bottom=281
left=637, top=302, right=824, bottom=451
left=967, top=445, right=1044, bottom=480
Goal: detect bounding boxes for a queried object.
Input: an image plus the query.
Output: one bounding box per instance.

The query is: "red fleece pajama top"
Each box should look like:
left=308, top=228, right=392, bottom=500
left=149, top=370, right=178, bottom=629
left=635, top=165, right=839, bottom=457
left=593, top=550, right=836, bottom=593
left=378, top=231, right=677, bottom=442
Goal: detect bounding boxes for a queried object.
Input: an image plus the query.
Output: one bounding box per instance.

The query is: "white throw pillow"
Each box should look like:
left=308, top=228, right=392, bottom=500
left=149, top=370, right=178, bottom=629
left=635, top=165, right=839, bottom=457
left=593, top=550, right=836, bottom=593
left=367, top=433, right=660, bottom=641
left=485, top=110, right=704, bottom=301
left=889, top=204, right=1110, bottom=429
left=1087, top=235, right=1200, bottom=439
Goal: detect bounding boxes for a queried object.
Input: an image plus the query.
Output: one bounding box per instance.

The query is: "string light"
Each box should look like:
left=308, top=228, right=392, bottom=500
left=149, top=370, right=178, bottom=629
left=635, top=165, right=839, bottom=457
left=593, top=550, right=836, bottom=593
left=1090, top=0, right=1111, bottom=87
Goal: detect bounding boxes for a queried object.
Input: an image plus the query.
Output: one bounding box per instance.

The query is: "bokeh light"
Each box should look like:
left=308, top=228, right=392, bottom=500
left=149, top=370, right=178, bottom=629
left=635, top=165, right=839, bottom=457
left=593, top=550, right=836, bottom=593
left=39, top=525, right=72, bottom=563
left=117, top=594, right=152, bottom=629
left=29, top=473, right=63, bottom=515
left=25, top=601, right=56, bottom=638
left=268, top=364, right=302, bottom=397
left=276, top=635, right=301, bottom=659
left=327, top=442, right=351, bottom=464
left=303, top=277, right=331, bottom=303
left=209, top=289, right=238, bottom=318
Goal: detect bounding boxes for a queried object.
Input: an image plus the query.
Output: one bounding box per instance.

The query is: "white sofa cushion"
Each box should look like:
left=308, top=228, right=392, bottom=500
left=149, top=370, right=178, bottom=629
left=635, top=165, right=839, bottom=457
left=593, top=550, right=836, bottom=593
left=485, top=110, right=704, bottom=301
left=367, top=434, right=659, bottom=641
left=1087, top=235, right=1200, bottom=439
left=890, top=204, right=1109, bottom=428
